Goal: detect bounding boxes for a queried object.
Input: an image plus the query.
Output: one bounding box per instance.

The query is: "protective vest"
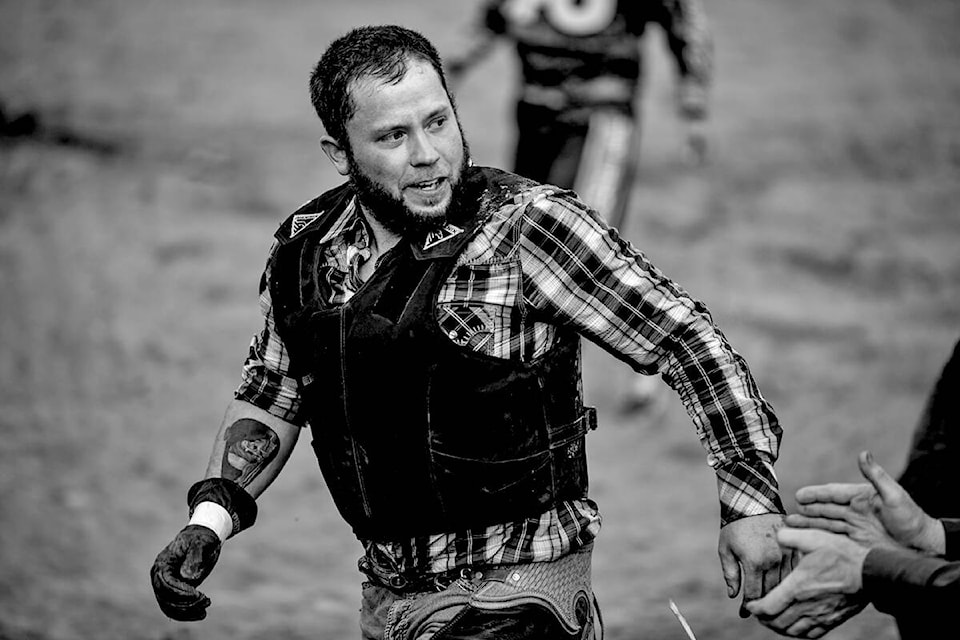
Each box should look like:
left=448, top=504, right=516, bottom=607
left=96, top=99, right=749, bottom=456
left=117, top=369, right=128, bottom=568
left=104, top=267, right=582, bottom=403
left=270, top=167, right=595, bottom=540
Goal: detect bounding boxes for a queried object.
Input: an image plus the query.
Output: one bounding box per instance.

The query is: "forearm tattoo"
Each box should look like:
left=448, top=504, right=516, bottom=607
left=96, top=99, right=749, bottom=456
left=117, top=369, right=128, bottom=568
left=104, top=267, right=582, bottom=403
left=220, top=419, right=280, bottom=487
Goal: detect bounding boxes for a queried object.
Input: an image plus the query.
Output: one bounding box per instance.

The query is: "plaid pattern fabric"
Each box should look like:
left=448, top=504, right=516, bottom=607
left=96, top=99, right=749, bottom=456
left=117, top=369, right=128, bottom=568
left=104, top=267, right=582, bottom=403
left=366, top=499, right=602, bottom=576
left=236, top=181, right=784, bottom=572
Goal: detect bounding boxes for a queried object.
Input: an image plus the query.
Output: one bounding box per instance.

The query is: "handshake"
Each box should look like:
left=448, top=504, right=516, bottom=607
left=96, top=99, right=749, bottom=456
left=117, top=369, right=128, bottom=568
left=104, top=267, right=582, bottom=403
left=746, top=450, right=952, bottom=638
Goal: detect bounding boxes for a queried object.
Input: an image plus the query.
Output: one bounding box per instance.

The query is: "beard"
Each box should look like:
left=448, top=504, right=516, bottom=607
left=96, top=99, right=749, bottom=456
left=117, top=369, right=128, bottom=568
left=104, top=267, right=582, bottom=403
left=347, top=142, right=472, bottom=239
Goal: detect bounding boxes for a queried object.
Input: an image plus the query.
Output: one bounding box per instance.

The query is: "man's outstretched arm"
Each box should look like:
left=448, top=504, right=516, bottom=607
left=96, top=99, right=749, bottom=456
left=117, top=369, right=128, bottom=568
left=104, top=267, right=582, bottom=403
left=515, top=194, right=787, bottom=611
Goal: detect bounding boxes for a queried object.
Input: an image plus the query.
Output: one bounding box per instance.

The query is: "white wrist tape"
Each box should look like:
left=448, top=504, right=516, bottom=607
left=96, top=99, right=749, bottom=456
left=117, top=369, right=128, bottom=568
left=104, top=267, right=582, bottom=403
left=189, top=501, right=234, bottom=542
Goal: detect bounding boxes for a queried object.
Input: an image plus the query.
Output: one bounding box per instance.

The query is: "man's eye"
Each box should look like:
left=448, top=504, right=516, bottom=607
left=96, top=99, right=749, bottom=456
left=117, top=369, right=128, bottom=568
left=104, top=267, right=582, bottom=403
left=381, top=131, right=404, bottom=143
left=429, top=117, right=447, bottom=130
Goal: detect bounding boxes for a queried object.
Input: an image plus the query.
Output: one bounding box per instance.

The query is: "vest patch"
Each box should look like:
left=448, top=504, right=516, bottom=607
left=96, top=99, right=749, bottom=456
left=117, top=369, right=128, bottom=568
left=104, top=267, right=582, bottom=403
left=291, top=213, right=321, bottom=237
left=422, top=223, right=464, bottom=250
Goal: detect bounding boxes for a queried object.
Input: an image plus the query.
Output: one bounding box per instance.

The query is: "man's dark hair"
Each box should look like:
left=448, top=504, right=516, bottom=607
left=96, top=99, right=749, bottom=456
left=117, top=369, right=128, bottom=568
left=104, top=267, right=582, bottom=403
left=309, top=25, right=451, bottom=145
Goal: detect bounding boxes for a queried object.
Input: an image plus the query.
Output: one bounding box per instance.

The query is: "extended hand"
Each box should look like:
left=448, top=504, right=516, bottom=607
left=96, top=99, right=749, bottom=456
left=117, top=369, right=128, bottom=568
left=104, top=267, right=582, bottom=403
left=746, top=528, right=869, bottom=638
left=787, top=451, right=943, bottom=553
left=718, top=513, right=794, bottom=616
left=150, top=524, right=222, bottom=621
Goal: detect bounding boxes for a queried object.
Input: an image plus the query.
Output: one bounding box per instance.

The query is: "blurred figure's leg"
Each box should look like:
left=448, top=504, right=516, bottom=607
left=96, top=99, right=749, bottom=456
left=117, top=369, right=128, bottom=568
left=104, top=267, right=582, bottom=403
left=572, top=108, right=638, bottom=232
left=547, top=131, right=587, bottom=191
left=514, top=101, right=585, bottom=188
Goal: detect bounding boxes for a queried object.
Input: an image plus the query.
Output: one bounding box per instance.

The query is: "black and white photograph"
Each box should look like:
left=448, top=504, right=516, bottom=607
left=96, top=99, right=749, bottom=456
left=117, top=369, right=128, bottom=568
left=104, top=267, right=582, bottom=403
left=1, top=1, right=958, bottom=639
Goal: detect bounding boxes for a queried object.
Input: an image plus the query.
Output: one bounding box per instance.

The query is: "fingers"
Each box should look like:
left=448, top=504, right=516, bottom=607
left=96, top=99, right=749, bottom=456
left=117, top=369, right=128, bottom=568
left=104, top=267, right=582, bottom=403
left=740, top=562, right=765, bottom=607
left=794, top=502, right=857, bottom=522
left=150, top=559, right=211, bottom=621
left=761, top=563, right=785, bottom=612
left=718, top=544, right=742, bottom=598
left=158, top=593, right=211, bottom=622
left=748, top=585, right=829, bottom=638
left=786, top=618, right=826, bottom=639
left=746, top=572, right=798, bottom=618
left=776, top=528, right=833, bottom=555
left=754, top=597, right=868, bottom=638
left=150, top=526, right=220, bottom=622
left=795, top=482, right=871, bottom=505
left=779, top=549, right=797, bottom=583
left=857, top=450, right=899, bottom=503
left=786, top=513, right=853, bottom=535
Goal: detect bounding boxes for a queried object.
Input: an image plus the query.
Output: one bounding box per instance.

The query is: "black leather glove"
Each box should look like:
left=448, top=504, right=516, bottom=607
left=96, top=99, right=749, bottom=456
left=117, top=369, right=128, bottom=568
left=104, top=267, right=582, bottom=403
left=150, top=524, right=222, bottom=621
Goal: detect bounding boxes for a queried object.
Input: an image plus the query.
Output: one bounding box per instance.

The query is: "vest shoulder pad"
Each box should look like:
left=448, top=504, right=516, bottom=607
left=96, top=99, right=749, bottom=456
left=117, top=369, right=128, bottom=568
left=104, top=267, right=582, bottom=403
left=468, top=165, right=567, bottom=215
left=274, top=181, right=354, bottom=245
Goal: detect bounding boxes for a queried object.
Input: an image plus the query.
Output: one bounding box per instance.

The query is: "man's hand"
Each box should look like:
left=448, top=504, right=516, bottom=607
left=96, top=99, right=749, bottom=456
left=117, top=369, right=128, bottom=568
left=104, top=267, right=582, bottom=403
left=150, top=524, right=222, bottom=621
left=745, top=528, right=869, bottom=638
left=787, top=451, right=944, bottom=554
left=718, top=513, right=793, bottom=616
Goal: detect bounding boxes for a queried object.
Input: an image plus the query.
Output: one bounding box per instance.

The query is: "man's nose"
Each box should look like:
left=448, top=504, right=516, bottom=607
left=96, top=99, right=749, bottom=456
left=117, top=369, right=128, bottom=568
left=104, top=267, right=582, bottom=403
left=408, top=130, right=440, bottom=166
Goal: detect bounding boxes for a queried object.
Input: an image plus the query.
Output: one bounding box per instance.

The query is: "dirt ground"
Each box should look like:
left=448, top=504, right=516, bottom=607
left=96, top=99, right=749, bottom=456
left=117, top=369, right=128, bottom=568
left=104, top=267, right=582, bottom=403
left=1, top=0, right=959, bottom=638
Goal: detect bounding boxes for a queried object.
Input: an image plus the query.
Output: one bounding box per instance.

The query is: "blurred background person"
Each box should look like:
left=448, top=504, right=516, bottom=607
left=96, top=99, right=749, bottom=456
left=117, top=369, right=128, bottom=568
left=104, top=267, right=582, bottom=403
left=445, top=0, right=713, bottom=233
left=746, top=450, right=960, bottom=638
left=897, top=334, right=960, bottom=517
left=892, top=333, right=960, bottom=639
left=445, top=0, right=713, bottom=414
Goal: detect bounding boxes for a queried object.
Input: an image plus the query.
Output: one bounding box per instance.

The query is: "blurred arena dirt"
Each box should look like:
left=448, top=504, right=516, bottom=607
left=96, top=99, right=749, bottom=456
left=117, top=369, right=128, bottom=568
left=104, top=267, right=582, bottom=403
left=1, top=1, right=959, bottom=638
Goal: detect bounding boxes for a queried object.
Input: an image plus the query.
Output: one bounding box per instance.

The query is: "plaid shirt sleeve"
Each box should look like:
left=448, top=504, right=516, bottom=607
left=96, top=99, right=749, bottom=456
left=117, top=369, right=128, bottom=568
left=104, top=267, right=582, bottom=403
left=233, top=240, right=306, bottom=426
left=516, top=193, right=784, bottom=524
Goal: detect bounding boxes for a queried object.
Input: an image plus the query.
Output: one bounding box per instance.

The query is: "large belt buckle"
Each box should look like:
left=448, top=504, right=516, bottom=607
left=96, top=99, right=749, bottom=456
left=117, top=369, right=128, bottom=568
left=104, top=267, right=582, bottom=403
left=431, top=567, right=478, bottom=592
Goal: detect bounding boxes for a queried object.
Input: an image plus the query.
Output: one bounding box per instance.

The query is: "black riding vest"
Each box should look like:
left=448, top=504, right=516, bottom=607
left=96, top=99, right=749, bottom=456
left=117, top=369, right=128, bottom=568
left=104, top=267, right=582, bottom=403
left=271, top=167, right=595, bottom=540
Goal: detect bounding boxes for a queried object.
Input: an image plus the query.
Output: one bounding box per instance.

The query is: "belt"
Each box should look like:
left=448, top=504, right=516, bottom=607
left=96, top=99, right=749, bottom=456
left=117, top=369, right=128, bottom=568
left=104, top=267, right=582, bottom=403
left=359, top=545, right=595, bottom=635
left=358, top=555, right=487, bottom=594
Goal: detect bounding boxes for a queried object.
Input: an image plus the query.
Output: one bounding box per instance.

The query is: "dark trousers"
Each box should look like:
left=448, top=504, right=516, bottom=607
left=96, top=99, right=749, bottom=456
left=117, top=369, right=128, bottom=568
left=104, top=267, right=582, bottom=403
left=513, top=101, right=588, bottom=190
left=513, top=101, right=637, bottom=231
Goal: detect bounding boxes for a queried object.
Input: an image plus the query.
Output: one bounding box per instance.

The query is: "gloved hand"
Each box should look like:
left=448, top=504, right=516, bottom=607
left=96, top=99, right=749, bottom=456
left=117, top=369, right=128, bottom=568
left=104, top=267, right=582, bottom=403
left=150, top=524, right=222, bottom=621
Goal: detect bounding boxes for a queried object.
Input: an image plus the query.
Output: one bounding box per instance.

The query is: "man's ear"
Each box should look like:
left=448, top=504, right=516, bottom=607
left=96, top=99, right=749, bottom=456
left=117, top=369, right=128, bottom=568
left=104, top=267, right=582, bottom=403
left=320, top=135, right=350, bottom=176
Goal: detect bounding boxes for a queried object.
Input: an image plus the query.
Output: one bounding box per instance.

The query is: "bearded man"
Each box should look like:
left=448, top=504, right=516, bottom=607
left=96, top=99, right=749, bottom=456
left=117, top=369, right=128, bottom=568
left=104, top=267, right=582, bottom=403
left=150, top=24, right=788, bottom=640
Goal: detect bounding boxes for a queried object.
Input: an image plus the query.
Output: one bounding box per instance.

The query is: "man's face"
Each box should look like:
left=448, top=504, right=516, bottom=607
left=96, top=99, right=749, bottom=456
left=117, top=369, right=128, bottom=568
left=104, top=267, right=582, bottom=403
left=341, top=59, right=467, bottom=235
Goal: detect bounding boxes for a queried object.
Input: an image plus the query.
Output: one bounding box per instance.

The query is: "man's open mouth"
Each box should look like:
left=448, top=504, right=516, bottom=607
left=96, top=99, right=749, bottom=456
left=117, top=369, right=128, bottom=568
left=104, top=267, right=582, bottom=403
left=408, top=178, right=445, bottom=192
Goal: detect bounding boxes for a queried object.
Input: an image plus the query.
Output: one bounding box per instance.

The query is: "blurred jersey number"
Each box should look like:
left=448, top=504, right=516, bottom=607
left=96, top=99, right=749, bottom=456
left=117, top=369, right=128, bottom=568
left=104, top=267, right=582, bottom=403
left=503, top=0, right=617, bottom=36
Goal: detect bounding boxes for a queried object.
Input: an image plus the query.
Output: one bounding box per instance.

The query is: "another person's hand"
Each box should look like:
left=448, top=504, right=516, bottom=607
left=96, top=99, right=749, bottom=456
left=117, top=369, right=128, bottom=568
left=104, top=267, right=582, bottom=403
left=150, top=524, right=222, bottom=621
left=787, top=450, right=944, bottom=554
left=718, top=513, right=795, bottom=617
left=746, top=528, right=869, bottom=638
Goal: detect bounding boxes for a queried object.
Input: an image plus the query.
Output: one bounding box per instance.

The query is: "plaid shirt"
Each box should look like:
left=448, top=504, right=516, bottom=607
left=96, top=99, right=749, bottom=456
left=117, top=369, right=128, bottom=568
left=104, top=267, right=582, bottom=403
left=236, top=179, right=783, bottom=574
